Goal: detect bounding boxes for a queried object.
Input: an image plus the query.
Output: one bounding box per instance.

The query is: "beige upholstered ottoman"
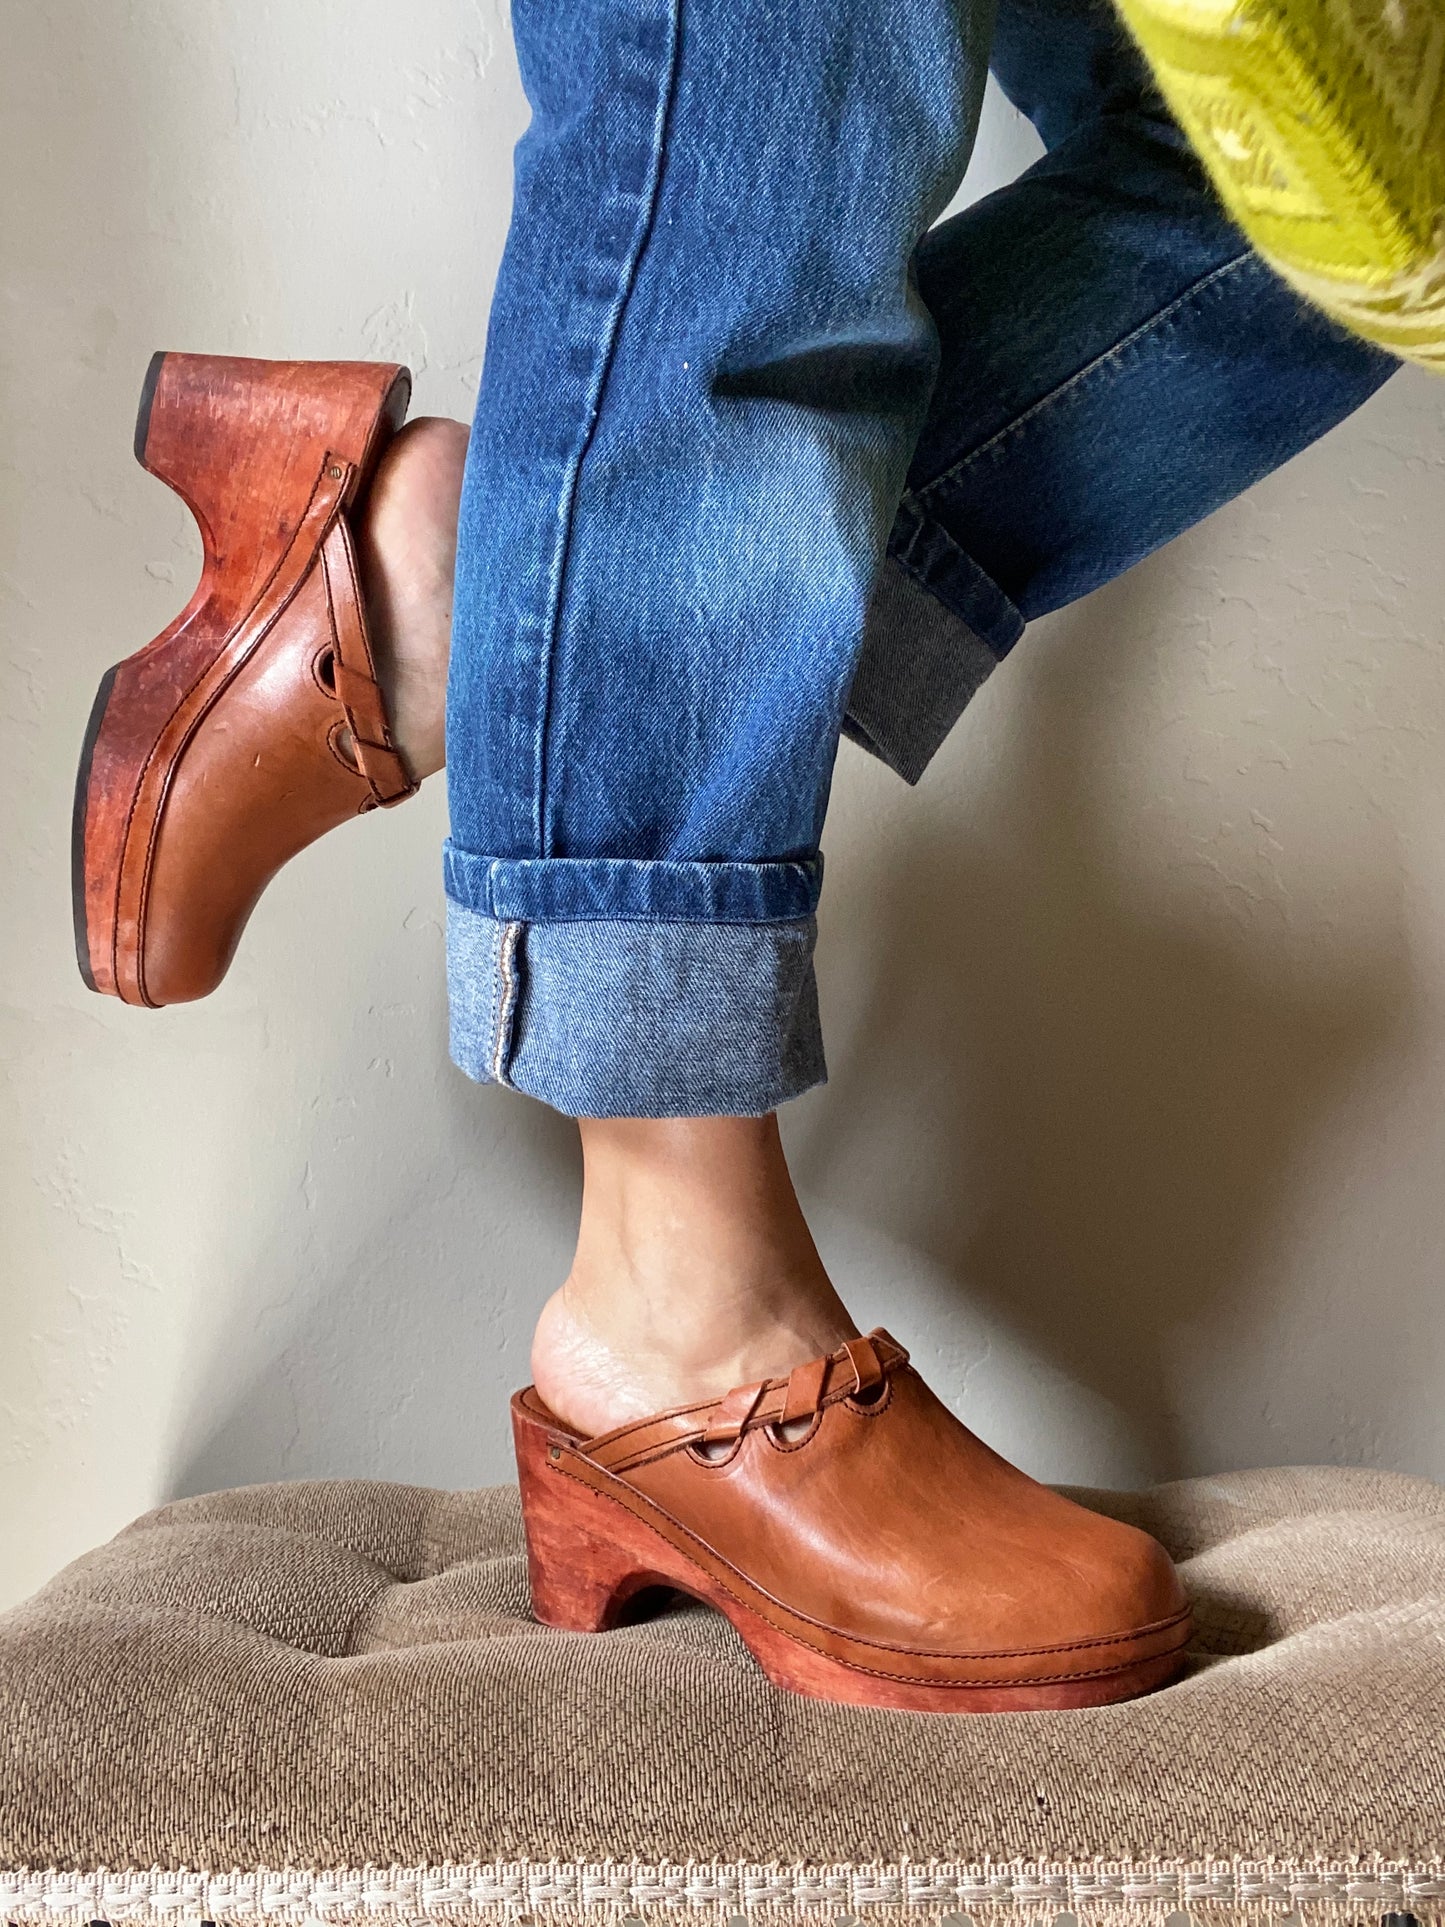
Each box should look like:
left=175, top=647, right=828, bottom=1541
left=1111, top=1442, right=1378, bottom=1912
left=1, top=1465, right=1441, bottom=1926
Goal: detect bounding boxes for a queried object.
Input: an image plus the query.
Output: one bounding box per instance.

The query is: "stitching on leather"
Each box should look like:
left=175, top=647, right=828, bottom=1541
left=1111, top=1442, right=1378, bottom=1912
left=843, top=1379, right=893, bottom=1420
left=310, top=645, right=338, bottom=700
left=324, top=519, right=414, bottom=807
left=330, top=508, right=374, bottom=673
left=123, top=464, right=335, bottom=998
left=325, top=718, right=363, bottom=777
left=551, top=1450, right=1192, bottom=1670
left=554, top=1457, right=1192, bottom=1688
left=583, top=1394, right=718, bottom=1456
left=599, top=1437, right=708, bottom=1475
left=760, top=1413, right=822, bottom=1455
left=331, top=519, right=411, bottom=797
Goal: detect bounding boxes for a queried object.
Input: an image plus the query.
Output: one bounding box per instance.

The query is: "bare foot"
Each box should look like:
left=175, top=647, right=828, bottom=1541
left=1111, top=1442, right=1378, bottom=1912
left=354, top=414, right=469, bottom=782
left=531, top=1116, right=859, bottom=1437
left=531, top=1285, right=858, bottom=1438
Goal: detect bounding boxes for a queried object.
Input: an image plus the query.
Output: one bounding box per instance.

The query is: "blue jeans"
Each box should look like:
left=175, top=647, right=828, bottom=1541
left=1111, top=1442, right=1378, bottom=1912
left=445, top=0, right=1393, bottom=1119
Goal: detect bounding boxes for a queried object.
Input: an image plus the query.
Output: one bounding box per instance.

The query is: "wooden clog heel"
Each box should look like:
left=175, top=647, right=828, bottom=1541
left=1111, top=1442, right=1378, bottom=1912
left=73, top=352, right=415, bottom=1006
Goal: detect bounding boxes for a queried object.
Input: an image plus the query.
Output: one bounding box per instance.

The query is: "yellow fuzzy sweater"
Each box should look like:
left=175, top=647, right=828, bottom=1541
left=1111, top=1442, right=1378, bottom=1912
left=1114, top=0, right=1445, bottom=368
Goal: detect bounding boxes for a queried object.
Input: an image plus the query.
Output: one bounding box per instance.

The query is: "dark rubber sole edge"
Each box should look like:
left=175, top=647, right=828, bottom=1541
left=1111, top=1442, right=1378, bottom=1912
left=133, top=350, right=166, bottom=466
left=71, top=663, right=119, bottom=993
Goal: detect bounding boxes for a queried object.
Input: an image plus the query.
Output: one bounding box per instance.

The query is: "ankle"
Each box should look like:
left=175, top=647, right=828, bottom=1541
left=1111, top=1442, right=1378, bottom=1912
left=560, top=1249, right=851, bottom=1387
left=573, top=1115, right=843, bottom=1322
left=354, top=415, right=468, bottom=782
left=530, top=1115, right=858, bottom=1435
left=532, top=1275, right=858, bottom=1438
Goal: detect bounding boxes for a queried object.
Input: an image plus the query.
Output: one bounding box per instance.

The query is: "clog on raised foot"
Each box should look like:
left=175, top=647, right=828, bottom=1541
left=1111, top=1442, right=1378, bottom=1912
left=73, top=352, right=417, bottom=1008
left=513, top=1329, right=1192, bottom=1713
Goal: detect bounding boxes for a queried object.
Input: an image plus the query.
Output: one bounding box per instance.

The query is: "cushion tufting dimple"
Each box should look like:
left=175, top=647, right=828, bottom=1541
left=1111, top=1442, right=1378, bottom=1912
left=1, top=1467, right=1442, bottom=1926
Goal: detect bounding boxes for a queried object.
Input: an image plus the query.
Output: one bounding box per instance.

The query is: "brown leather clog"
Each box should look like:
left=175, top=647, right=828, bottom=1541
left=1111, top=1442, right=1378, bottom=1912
left=73, top=353, right=417, bottom=1006
left=514, top=1329, right=1192, bottom=1713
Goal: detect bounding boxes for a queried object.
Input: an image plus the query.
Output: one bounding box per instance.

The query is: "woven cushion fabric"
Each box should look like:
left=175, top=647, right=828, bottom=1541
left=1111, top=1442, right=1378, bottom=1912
left=1113, top=0, right=1445, bottom=370
left=1, top=1466, right=1443, bottom=1925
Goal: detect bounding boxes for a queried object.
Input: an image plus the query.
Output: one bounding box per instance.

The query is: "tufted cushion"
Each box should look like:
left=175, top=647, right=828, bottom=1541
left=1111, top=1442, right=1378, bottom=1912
left=1, top=1466, right=1443, bottom=1925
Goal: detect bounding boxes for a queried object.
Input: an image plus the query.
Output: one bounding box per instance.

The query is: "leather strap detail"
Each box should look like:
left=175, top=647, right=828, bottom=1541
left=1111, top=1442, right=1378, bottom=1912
left=781, top=1356, right=828, bottom=1425
left=584, top=1329, right=910, bottom=1476
left=318, top=495, right=419, bottom=808
left=583, top=1405, right=716, bottom=1473
left=843, top=1334, right=883, bottom=1397
left=702, top=1380, right=767, bottom=1448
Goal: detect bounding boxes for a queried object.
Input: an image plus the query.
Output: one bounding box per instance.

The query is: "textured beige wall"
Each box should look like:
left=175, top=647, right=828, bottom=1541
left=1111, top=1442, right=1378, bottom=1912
left=3, top=0, right=1444, bottom=1612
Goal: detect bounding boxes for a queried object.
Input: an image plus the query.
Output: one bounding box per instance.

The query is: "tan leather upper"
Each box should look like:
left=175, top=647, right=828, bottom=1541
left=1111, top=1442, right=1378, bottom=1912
left=547, top=1330, right=1189, bottom=1664
left=78, top=354, right=415, bottom=1007
left=142, top=511, right=415, bottom=1003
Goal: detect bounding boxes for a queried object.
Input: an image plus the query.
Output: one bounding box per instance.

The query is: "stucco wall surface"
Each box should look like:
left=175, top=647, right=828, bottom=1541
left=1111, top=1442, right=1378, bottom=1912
left=2, top=0, right=1444, bottom=1611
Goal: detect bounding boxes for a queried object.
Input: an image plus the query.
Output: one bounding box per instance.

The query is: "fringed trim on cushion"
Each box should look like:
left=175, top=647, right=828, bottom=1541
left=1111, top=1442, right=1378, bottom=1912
left=3, top=1856, right=1443, bottom=1923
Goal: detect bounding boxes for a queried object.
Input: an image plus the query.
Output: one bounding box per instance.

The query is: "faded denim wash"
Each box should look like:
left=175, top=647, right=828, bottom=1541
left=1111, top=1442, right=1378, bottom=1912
left=445, top=0, right=1393, bottom=1120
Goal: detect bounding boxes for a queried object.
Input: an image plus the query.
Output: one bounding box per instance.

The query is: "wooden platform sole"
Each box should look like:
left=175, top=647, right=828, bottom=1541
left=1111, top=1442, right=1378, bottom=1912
left=512, top=1389, right=1192, bottom=1715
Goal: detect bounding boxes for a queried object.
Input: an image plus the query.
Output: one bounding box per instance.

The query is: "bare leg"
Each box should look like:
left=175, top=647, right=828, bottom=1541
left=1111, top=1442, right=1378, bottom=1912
left=356, top=414, right=467, bottom=782
left=358, top=427, right=856, bottom=1434
left=533, top=1115, right=857, bottom=1435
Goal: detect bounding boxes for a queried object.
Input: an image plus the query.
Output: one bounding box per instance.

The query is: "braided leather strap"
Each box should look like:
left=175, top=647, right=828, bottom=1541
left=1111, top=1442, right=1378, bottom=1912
left=583, top=1330, right=910, bottom=1477
left=319, top=504, right=419, bottom=808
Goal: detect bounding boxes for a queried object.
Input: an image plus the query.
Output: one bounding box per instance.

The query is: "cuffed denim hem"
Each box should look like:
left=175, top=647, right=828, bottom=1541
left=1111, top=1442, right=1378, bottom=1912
left=843, top=512, right=1023, bottom=786
left=445, top=896, right=827, bottom=1119
left=441, top=847, right=822, bottom=922
left=888, top=497, right=1025, bottom=658
left=846, top=555, right=1007, bottom=784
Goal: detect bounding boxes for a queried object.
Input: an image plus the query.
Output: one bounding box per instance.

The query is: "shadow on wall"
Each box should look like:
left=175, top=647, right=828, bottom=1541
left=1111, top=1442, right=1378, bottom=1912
left=806, top=571, right=1417, bottom=1482
left=164, top=1072, right=582, bottom=1503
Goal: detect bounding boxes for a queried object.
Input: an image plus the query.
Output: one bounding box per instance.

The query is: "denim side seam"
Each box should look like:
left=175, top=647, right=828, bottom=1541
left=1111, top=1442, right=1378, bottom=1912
left=491, top=920, right=524, bottom=1088
left=534, top=6, right=684, bottom=857
left=909, top=248, right=1258, bottom=503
